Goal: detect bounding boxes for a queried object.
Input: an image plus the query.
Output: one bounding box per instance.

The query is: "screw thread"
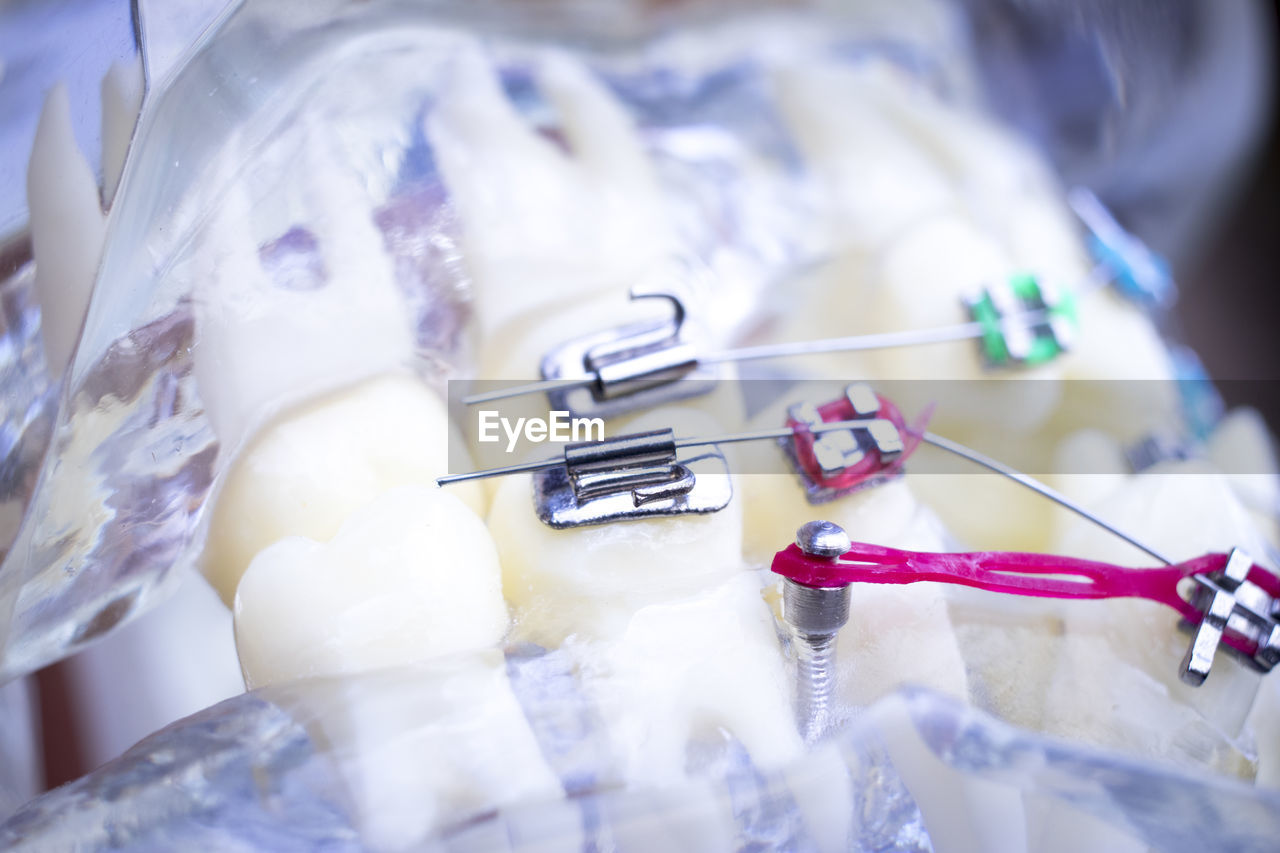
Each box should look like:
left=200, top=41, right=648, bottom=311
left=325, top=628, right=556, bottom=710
left=794, top=631, right=837, bottom=742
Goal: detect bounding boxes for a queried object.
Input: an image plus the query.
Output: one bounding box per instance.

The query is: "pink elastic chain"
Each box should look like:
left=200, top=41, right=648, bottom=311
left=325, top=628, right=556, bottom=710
left=771, top=541, right=1280, bottom=659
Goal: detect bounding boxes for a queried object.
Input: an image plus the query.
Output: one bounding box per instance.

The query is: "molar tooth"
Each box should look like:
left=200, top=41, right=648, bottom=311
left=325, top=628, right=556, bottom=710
left=204, top=374, right=483, bottom=605
left=233, top=485, right=505, bottom=689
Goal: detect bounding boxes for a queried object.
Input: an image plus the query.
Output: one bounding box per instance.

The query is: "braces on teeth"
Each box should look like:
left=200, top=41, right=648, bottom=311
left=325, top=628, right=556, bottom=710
left=462, top=273, right=1092, bottom=418
left=439, top=417, right=884, bottom=528
left=465, top=190, right=1174, bottom=420
left=449, top=380, right=1191, bottom=572
left=1070, top=186, right=1177, bottom=309
left=774, top=522, right=1280, bottom=742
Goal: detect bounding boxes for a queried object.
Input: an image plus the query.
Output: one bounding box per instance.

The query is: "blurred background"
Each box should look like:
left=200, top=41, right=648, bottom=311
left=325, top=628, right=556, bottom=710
left=0, top=0, right=1276, bottom=795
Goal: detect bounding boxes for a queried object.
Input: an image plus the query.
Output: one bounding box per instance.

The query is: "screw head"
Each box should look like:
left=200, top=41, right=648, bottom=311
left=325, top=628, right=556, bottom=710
left=796, top=520, right=851, bottom=558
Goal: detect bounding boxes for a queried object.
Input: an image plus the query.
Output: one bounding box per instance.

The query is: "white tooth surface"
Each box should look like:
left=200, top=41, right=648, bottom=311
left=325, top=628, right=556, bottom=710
left=866, top=214, right=1063, bottom=428
left=1207, top=407, right=1280, bottom=544
left=729, top=387, right=942, bottom=563
left=428, top=48, right=671, bottom=343
left=1044, top=428, right=1129, bottom=510
left=100, top=57, right=145, bottom=207
left=487, top=408, right=744, bottom=646
left=489, top=470, right=742, bottom=646
left=782, top=742, right=855, bottom=853
left=234, top=485, right=506, bottom=689
left=204, top=373, right=482, bottom=604
left=192, top=136, right=412, bottom=450
left=577, top=575, right=802, bottom=786
left=866, top=80, right=1092, bottom=285
left=835, top=575, right=969, bottom=709
left=26, top=82, right=107, bottom=376
left=1052, top=289, right=1179, bottom=442
left=771, top=60, right=957, bottom=253
left=311, top=654, right=565, bottom=851
left=1048, top=460, right=1271, bottom=773
left=907, top=471, right=1056, bottom=554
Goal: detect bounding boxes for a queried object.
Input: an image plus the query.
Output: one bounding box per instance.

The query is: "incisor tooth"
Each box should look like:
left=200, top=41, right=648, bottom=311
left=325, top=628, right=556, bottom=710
left=100, top=57, right=145, bottom=207
left=27, top=83, right=107, bottom=376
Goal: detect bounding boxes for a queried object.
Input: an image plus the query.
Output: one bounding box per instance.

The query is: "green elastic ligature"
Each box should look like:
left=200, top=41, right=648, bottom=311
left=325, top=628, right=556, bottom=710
left=965, top=273, right=1077, bottom=366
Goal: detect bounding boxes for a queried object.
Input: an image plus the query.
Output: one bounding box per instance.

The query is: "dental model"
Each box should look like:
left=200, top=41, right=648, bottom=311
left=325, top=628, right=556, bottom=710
left=442, top=45, right=1278, bottom=813
left=14, top=15, right=1278, bottom=851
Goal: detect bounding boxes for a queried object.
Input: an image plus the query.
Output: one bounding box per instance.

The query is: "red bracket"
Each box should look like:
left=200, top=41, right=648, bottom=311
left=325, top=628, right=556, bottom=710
left=786, top=390, right=926, bottom=497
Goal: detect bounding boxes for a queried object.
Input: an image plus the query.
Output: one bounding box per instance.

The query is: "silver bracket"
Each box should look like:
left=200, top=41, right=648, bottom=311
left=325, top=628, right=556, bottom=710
left=533, top=428, right=732, bottom=528
left=1180, top=548, right=1280, bottom=685
left=540, top=286, right=719, bottom=420
left=781, top=384, right=906, bottom=505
